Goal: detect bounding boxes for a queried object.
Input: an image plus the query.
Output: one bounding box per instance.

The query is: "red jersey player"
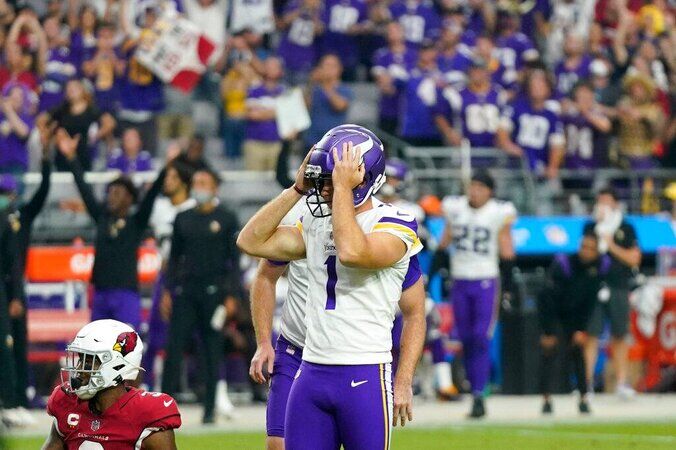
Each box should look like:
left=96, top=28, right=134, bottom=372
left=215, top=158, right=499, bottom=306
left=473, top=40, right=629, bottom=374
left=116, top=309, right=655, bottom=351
left=41, top=320, right=181, bottom=449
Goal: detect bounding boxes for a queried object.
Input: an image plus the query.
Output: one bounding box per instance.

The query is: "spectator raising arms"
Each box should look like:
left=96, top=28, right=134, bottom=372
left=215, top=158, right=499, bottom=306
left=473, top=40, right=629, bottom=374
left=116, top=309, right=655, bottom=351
left=39, top=78, right=115, bottom=171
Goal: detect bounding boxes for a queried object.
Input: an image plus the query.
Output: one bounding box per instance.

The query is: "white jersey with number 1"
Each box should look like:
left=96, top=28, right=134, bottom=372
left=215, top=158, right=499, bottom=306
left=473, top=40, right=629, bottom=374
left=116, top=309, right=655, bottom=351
left=297, top=199, right=423, bottom=365
left=442, top=196, right=516, bottom=280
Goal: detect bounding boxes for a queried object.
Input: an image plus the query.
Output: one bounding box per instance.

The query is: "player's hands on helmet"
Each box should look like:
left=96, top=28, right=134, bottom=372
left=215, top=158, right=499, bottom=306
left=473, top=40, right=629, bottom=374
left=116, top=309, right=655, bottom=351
left=249, top=341, right=275, bottom=384
left=393, top=377, right=413, bottom=427
left=294, top=147, right=314, bottom=194
left=332, top=141, right=365, bottom=190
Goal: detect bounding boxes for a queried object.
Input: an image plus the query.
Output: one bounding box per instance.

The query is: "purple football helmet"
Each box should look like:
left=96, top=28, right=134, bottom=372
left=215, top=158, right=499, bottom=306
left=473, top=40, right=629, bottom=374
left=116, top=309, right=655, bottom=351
left=304, top=125, right=386, bottom=217
left=380, top=158, right=411, bottom=197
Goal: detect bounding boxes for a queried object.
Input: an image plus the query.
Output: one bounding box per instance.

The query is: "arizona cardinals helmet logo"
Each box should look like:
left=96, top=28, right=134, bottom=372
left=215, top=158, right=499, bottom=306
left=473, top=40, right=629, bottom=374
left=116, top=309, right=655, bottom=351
left=112, top=332, right=138, bottom=356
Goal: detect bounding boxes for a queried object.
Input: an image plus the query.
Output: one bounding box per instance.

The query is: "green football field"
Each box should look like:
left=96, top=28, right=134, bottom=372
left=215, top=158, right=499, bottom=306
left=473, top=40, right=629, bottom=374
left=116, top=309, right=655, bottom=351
left=5, top=422, right=676, bottom=450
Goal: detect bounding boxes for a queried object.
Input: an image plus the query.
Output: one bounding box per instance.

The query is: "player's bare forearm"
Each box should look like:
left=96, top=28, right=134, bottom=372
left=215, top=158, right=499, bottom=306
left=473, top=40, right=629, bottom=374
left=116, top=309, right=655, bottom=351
left=607, top=241, right=641, bottom=268
left=332, top=184, right=368, bottom=262
left=251, top=260, right=286, bottom=345
left=498, top=222, right=515, bottom=260
left=41, top=425, right=65, bottom=450
left=143, top=429, right=177, bottom=450
left=396, top=278, right=426, bottom=386
left=237, top=188, right=305, bottom=260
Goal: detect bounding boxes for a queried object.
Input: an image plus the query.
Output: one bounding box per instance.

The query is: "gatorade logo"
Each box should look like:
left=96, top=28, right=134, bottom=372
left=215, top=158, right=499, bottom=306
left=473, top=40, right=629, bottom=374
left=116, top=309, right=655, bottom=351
left=69, top=253, right=94, bottom=274
left=659, top=311, right=676, bottom=350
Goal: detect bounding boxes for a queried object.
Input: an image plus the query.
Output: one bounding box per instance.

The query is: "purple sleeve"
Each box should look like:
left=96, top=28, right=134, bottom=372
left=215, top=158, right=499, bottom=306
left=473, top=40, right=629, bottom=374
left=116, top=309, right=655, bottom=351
left=267, top=259, right=290, bottom=266
left=402, top=255, right=422, bottom=290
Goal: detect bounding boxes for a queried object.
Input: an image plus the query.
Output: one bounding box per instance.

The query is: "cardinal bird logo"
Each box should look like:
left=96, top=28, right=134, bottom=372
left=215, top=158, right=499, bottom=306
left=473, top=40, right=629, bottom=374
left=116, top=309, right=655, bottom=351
left=112, top=332, right=138, bottom=356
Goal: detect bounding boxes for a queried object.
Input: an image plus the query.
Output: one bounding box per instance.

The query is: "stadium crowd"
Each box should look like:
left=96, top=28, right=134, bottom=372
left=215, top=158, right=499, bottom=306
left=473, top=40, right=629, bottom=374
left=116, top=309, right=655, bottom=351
left=0, top=0, right=674, bottom=433
left=0, top=0, right=672, bottom=178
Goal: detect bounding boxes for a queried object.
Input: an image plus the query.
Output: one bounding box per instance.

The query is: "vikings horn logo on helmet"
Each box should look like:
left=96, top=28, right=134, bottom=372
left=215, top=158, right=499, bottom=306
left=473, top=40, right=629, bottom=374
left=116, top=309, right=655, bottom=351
left=112, top=332, right=138, bottom=356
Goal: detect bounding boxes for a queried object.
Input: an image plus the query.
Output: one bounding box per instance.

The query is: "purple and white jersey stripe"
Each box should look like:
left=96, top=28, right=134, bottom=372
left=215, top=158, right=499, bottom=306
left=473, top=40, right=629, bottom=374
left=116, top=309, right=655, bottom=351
left=296, top=198, right=422, bottom=365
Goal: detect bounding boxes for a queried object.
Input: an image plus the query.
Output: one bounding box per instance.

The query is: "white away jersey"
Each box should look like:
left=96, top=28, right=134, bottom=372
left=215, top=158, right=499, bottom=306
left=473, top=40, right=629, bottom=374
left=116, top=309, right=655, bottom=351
left=442, top=196, right=516, bottom=280
left=298, top=199, right=423, bottom=365
left=276, top=200, right=310, bottom=349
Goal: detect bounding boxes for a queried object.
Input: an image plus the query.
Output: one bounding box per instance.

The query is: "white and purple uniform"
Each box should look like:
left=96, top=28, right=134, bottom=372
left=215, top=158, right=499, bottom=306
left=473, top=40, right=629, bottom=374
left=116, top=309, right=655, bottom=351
left=277, top=1, right=324, bottom=76
left=435, top=85, right=506, bottom=148
left=284, top=199, right=422, bottom=449
left=39, top=46, right=77, bottom=112
left=321, top=0, right=368, bottom=70
left=495, top=32, right=539, bottom=72
left=554, top=56, right=592, bottom=97
left=389, top=0, right=441, bottom=48
left=371, top=47, right=417, bottom=125
left=443, top=196, right=516, bottom=396
left=245, top=84, right=284, bottom=142
left=562, top=108, right=610, bottom=171
left=499, top=98, right=565, bottom=174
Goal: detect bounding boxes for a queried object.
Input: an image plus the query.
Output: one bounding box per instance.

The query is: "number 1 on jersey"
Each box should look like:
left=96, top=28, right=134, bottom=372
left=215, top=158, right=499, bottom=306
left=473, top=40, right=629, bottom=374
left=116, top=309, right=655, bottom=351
left=325, top=255, right=337, bottom=310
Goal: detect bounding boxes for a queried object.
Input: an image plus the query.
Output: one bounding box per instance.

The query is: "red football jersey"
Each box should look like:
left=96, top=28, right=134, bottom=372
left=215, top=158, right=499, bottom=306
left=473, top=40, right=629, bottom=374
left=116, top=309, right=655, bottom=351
left=47, top=385, right=181, bottom=449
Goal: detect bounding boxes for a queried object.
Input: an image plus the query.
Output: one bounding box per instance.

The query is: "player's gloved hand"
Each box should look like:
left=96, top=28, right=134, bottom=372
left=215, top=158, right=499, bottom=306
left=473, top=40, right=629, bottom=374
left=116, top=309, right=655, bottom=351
left=249, top=341, right=275, bottom=384
left=392, top=376, right=413, bottom=427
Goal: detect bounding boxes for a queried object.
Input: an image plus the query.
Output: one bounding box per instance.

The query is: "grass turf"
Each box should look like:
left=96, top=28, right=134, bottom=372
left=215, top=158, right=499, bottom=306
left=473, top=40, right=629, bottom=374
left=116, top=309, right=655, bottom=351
left=4, top=422, right=675, bottom=449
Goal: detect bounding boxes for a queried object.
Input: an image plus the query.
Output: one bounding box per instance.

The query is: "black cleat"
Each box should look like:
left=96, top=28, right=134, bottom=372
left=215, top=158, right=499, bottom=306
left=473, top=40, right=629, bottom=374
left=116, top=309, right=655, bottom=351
left=202, top=411, right=215, bottom=425
left=542, top=399, right=553, bottom=415
left=468, top=396, right=486, bottom=419
left=578, top=400, right=591, bottom=415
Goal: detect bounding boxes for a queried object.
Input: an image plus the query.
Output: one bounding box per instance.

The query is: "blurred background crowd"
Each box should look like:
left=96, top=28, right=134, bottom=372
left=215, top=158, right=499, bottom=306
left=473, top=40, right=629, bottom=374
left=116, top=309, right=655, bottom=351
left=0, top=0, right=675, bottom=427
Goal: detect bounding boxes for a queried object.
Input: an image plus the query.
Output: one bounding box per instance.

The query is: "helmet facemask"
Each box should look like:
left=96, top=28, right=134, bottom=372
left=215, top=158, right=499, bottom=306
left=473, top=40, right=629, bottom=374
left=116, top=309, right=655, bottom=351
left=61, top=348, right=110, bottom=400
left=61, top=345, right=142, bottom=400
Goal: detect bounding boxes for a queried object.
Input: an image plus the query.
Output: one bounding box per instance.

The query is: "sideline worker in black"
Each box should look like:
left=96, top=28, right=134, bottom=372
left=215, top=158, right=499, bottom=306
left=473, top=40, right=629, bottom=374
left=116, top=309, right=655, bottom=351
left=2, top=127, right=53, bottom=411
left=538, top=233, right=610, bottom=415
left=55, top=128, right=167, bottom=329
left=0, top=206, right=22, bottom=420
left=162, top=168, right=242, bottom=424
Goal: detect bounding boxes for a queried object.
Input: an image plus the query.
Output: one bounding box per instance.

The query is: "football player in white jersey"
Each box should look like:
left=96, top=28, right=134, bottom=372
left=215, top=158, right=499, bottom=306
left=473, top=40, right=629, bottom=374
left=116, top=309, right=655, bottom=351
left=440, top=170, right=516, bottom=418
left=238, top=125, right=426, bottom=449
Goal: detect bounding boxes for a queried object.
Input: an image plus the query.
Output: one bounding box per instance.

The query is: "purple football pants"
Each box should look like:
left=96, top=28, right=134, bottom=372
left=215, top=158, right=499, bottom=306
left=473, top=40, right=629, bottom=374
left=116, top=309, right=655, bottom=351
left=141, top=273, right=168, bottom=389
left=285, top=361, right=393, bottom=450
left=91, top=289, right=141, bottom=330
left=451, top=278, right=498, bottom=396
left=267, top=334, right=303, bottom=438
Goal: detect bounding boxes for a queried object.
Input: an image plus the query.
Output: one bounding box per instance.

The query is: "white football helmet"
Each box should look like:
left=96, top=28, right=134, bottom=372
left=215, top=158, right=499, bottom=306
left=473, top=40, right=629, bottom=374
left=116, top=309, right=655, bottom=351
left=61, top=319, right=144, bottom=399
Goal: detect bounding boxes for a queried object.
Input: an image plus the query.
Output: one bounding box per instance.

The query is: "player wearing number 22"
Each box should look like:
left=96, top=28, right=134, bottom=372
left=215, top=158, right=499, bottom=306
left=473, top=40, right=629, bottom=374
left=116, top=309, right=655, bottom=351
left=42, top=320, right=181, bottom=449
left=440, top=171, right=516, bottom=419
left=238, top=125, right=426, bottom=449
